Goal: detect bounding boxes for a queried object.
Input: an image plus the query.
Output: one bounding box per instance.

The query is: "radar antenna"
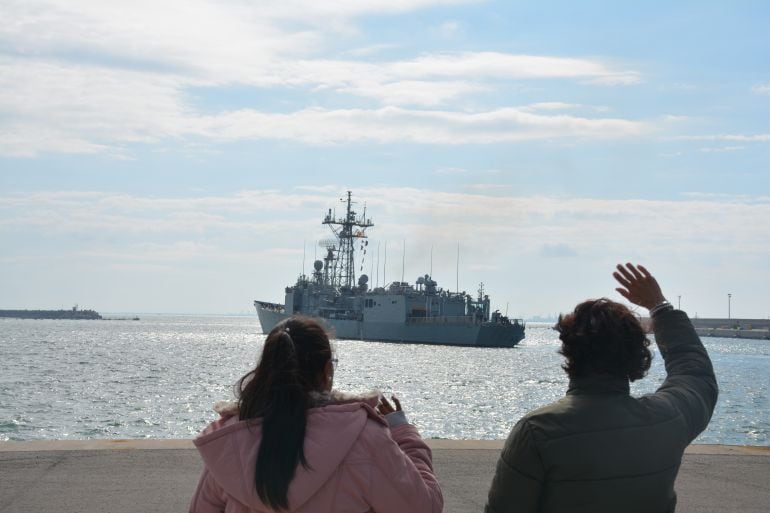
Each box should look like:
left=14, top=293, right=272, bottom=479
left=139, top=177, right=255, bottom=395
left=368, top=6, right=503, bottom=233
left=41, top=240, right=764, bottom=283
left=322, top=191, right=374, bottom=288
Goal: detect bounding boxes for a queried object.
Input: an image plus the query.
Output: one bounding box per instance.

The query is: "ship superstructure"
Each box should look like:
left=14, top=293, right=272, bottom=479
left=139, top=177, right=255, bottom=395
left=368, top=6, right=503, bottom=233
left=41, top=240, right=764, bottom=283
left=255, top=192, right=524, bottom=347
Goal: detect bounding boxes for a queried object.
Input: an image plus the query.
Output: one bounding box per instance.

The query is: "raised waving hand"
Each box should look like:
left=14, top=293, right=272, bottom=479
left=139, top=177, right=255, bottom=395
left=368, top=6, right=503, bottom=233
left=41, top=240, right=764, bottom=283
left=613, top=263, right=667, bottom=310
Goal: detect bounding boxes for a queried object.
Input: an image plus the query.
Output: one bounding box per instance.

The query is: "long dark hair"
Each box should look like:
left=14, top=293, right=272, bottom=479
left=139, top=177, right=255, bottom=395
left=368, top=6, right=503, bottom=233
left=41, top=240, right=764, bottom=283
left=556, top=298, right=652, bottom=382
left=237, top=316, right=332, bottom=511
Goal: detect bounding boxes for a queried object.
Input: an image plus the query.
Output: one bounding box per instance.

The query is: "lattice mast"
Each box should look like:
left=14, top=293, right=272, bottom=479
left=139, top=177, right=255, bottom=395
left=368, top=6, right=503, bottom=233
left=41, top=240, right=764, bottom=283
left=322, top=191, right=374, bottom=289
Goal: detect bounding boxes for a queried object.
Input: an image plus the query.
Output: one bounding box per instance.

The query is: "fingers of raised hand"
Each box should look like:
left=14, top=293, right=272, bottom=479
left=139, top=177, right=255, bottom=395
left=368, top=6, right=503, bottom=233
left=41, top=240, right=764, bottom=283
left=378, top=395, right=394, bottom=415
left=626, top=262, right=644, bottom=280
left=391, top=395, right=402, bottom=411
left=615, top=264, right=636, bottom=283
left=613, top=270, right=632, bottom=288
left=615, top=287, right=632, bottom=300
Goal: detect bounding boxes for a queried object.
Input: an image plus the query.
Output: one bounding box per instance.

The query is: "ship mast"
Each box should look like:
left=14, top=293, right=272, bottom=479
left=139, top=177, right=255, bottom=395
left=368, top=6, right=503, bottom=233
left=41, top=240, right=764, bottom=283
left=322, top=191, right=374, bottom=289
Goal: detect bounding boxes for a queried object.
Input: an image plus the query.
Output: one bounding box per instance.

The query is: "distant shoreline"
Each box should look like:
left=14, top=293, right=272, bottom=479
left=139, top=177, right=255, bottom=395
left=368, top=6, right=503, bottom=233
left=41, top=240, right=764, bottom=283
left=0, top=309, right=139, bottom=321
left=1, top=311, right=767, bottom=337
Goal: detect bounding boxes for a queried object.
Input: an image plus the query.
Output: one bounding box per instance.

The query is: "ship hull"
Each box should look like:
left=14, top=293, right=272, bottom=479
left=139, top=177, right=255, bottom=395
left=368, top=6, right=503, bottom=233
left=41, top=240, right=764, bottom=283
left=256, top=305, right=524, bottom=348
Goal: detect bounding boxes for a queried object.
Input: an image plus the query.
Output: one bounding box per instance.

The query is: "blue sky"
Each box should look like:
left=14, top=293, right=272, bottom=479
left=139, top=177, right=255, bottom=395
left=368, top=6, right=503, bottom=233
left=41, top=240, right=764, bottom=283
left=1, top=0, right=769, bottom=318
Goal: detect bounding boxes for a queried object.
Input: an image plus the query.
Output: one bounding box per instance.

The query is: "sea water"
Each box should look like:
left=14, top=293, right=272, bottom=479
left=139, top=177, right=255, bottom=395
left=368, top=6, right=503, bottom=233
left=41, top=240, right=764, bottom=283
left=1, top=316, right=768, bottom=444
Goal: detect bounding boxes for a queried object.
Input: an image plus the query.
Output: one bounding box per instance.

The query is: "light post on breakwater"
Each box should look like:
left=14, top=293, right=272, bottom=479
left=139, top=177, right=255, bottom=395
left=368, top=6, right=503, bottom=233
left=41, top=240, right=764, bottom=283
left=727, top=293, right=732, bottom=320
left=678, top=295, right=681, bottom=310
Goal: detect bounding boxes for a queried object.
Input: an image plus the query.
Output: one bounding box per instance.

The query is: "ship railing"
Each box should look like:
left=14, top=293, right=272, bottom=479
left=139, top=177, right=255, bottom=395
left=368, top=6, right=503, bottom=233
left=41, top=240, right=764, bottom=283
left=407, top=315, right=478, bottom=325
left=254, top=300, right=285, bottom=313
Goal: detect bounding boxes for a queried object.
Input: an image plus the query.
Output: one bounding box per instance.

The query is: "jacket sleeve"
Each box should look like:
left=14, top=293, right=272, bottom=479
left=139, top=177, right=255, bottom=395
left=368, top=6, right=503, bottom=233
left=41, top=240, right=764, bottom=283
left=188, top=467, right=226, bottom=513
left=365, top=422, right=443, bottom=513
left=485, top=418, right=544, bottom=513
left=652, top=309, right=719, bottom=441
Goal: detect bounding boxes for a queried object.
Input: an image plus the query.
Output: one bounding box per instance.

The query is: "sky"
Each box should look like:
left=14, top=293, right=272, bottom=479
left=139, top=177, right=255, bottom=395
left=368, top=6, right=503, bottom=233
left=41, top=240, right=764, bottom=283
left=1, top=0, right=769, bottom=319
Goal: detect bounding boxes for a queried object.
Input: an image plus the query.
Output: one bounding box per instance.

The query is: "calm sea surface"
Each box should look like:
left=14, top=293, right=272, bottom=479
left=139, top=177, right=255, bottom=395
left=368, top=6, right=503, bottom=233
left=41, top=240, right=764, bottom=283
left=1, top=315, right=768, bottom=444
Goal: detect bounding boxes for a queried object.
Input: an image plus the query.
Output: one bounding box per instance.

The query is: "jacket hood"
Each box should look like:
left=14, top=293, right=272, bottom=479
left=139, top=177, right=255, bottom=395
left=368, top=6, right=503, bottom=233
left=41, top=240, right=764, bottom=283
left=194, top=391, right=383, bottom=512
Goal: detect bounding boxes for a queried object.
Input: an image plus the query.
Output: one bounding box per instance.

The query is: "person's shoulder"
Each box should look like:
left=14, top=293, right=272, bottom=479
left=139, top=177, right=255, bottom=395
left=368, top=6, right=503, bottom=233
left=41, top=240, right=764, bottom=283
left=319, top=405, right=392, bottom=465
left=511, top=396, right=581, bottom=442
left=523, top=396, right=573, bottom=422
left=194, top=401, right=242, bottom=439
left=636, top=390, right=685, bottom=419
left=309, top=390, right=388, bottom=430
left=309, top=399, right=388, bottom=440
left=310, top=397, right=387, bottom=421
left=359, top=406, right=391, bottom=439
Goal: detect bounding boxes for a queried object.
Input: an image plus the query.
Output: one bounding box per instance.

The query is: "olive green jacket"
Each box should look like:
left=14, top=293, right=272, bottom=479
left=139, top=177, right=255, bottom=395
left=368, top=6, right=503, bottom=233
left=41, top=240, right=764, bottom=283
left=485, top=309, right=718, bottom=513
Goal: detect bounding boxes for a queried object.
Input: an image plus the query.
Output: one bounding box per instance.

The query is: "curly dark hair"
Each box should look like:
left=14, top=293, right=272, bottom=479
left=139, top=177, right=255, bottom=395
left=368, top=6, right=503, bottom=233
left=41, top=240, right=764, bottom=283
left=556, top=298, right=652, bottom=382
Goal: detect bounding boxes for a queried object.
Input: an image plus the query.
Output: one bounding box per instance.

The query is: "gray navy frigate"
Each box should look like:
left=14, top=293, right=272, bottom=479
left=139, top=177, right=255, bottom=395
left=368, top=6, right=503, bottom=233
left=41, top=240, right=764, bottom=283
left=254, top=192, right=525, bottom=347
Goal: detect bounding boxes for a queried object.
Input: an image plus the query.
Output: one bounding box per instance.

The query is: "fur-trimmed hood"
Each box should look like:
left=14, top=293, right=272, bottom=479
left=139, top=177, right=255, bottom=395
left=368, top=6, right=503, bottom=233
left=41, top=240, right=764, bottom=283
left=211, top=389, right=381, bottom=419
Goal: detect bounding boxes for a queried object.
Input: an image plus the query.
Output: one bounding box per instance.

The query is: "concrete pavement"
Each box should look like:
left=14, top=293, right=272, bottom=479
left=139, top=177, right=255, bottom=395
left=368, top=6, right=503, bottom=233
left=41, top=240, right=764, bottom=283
left=0, top=440, right=768, bottom=513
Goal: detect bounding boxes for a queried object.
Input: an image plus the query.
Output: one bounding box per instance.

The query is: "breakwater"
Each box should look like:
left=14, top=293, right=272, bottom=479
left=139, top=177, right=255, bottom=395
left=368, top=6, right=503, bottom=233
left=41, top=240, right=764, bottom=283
left=0, top=308, right=102, bottom=320
left=692, top=318, right=770, bottom=340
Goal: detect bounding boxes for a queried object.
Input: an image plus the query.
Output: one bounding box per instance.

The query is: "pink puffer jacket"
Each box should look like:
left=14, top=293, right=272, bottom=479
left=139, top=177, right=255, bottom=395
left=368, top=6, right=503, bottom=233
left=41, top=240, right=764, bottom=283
left=189, top=397, right=443, bottom=513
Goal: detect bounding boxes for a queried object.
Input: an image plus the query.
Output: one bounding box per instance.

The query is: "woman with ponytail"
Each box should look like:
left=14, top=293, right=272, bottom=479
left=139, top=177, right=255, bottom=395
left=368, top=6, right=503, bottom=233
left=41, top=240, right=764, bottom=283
left=189, top=316, right=443, bottom=513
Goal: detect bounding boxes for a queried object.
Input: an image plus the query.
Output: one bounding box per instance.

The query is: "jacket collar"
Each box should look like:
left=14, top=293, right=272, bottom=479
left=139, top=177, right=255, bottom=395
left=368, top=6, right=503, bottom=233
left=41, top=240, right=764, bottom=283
left=567, top=374, right=630, bottom=395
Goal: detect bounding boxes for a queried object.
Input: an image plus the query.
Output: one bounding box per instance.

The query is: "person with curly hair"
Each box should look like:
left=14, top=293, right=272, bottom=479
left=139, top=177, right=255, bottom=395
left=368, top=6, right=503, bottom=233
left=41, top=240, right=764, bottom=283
left=486, top=263, right=718, bottom=513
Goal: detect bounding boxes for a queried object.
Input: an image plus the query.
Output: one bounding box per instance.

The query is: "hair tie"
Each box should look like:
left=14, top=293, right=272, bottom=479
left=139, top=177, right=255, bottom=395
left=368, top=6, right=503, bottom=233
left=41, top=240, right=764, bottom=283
left=282, top=326, right=296, bottom=352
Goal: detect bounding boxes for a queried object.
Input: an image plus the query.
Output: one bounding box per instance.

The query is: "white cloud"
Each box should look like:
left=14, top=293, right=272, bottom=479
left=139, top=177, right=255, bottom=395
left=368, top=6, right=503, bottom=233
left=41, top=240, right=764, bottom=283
left=465, top=184, right=513, bottom=190
left=0, top=61, right=650, bottom=153
left=0, top=53, right=648, bottom=154
left=434, top=167, right=503, bottom=175
left=78, top=241, right=215, bottom=262
left=194, top=106, right=650, bottom=145
left=0, top=2, right=646, bottom=156
left=681, top=192, right=770, bottom=203
left=340, top=44, right=400, bottom=57
left=699, top=146, right=745, bottom=153
left=4, top=187, right=770, bottom=316
left=0, top=189, right=337, bottom=236
left=4, top=188, right=770, bottom=257
left=0, top=126, right=121, bottom=158
left=1, top=1, right=476, bottom=70
left=540, top=243, right=578, bottom=258
left=336, top=80, right=489, bottom=106
left=389, top=52, right=640, bottom=84
left=0, top=1, right=307, bottom=82
left=521, top=102, right=582, bottom=111
left=671, top=83, right=697, bottom=90
left=259, top=53, right=639, bottom=106
left=751, top=84, right=770, bottom=95
left=0, top=3, right=639, bottom=89
left=676, top=134, right=770, bottom=142
left=662, top=114, right=689, bottom=122
left=433, top=20, right=462, bottom=38
left=435, top=167, right=469, bottom=174
left=520, top=102, right=611, bottom=113
left=0, top=57, right=191, bottom=156
left=238, top=0, right=481, bottom=20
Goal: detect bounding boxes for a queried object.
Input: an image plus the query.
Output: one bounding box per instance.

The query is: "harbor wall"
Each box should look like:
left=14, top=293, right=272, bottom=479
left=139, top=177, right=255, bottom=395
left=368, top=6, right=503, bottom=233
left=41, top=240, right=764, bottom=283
left=1, top=440, right=767, bottom=513
left=690, top=317, right=770, bottom=339
left=0, top=308, right=102, bottom=320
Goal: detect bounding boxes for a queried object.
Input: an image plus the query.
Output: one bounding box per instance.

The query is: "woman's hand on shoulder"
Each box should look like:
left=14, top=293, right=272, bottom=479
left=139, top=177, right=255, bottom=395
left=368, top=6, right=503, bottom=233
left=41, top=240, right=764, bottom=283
left=376, top=394, right=402, bottom=416
left=377, top=395, right=411, bottom=428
